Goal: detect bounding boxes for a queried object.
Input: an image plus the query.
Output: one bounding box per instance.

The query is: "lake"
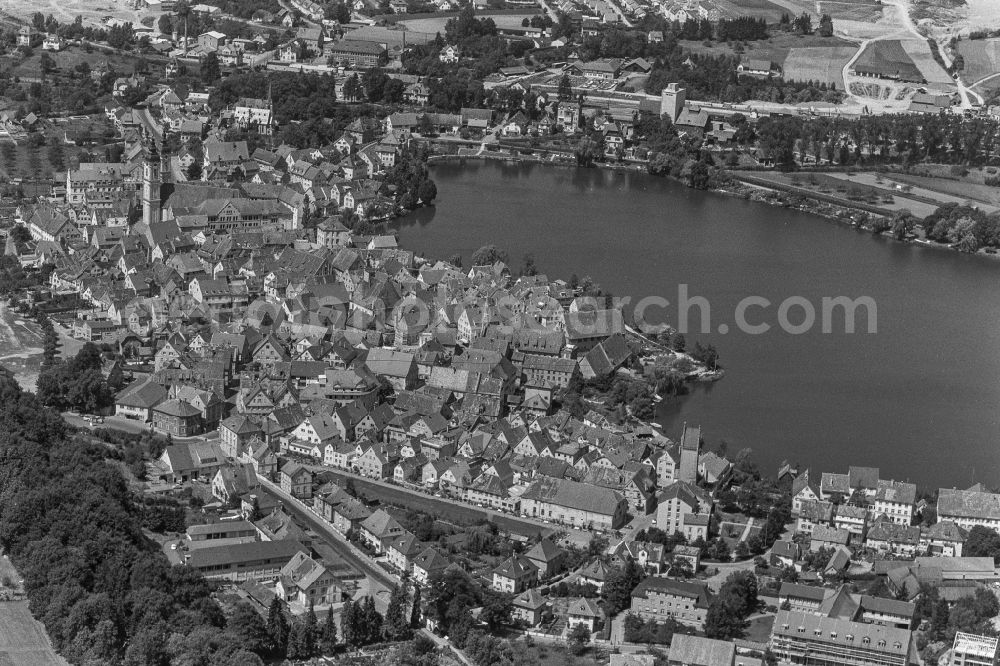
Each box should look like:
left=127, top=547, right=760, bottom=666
left=394, top=160, right=1000, bottom=488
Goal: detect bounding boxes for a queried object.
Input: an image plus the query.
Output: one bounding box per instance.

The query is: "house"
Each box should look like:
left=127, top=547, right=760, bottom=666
left=153, top=399, right=204, bottom=436
left=736, top=58, right=775, bottom=77
left=364, top=348, right=418, bottom=390
left=949, top=633, right=999, bottom=666
left=115, top=378, right=168, bottom=421
left=630, top=577, right=711, bottom=629
left=412, top=547, right=450, bottom=584
left=280, top=462, right=313, bottom=499
left=865, top=521, right=921, bottom=557
left=771, top=610, right=916, bottom=666
left=920, top=520, right=967, bottom=557
left=796, top=499, right=834, bottom=535
left=328, top=40, right=387, bottom=68
left=524, top=538, right=567, bottom=577
left=519, top=476, right=628, bottom=530
left=667, top=635, right=738, bottom=666
left=566, top=597, right=602, bottom=633
left=578, top=558, right=611, bottom=592
left=439, top=45, right=460, bottom=63
left=512, top=589, right=548, bottom=626
left=386, top=531, right=423, bottom=573
left=359, top=508, right=405, bottom=553
left=792, top=470, right=821, bottom=514
left=937, top=487, right=1000, bottom=533
left=492, top=555, right=537, bottom=594
left=220, top=415, right=263, bottom=458
left=656, top=481, right=713, bottom=542
left=873, top=480, right=916, bottom=526
left=158, top=442, right=226, bottom=482
left=275, top=551, right=339, bottom=607
left=212, top=464, right=259, bottom=504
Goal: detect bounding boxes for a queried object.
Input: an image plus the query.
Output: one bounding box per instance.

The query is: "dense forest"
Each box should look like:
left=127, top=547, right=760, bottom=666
left=0, top=368, right=269, bottom=664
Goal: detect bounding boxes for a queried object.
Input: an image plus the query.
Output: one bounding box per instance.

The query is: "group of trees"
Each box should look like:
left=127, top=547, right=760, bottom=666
left=920, top=202, right=1000, bottom=253
left=36, top=341, right=120, bottom=413
left=384, top=145, right=438, bottom=209
left=623, top=614, right=687, bottom=645
left=704, top=571, right=759, bottom=640
left=754, top=113, right=1000, bottom=168
left=425, top=567, right=510, bottom=647
left=915, top=583, right=999, bottom=646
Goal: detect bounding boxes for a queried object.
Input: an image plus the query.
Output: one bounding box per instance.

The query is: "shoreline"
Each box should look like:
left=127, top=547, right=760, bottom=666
left=426, top=153, right=996, bottom=261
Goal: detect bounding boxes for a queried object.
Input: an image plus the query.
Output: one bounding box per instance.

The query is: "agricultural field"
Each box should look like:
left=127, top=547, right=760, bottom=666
left=957, top=37, right=1000, bottom=85
left=783, top=45, right=857, bottom=87
left=396, top=11, right=538, bottom=34
left=681, top=33, right=855, bottom=75
left=818, top=1, right=883, bottom=21
left=900, top=39, right=954, bottom=85
left=717, top=0, right=790, bottom=23
left=0, top=602, right=67, bottom=666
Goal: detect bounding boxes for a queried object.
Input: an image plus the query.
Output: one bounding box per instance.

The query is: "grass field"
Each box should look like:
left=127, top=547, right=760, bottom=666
left=717, top=0, right=790, bottom=23
left=320, top=471, right=556, bottom=539
left=818, top=1, right=882, bottom=21
left=681, top=33, right=854, bottom=73
left=0, top=602, right=67, bottom=666
left=783, top=45, right=857, bottom=87
left=396, top=12, right=538, bottom=34
left=958, top=38, right=1000, bottom=84
left=889, top=170, right=1000, bottom=207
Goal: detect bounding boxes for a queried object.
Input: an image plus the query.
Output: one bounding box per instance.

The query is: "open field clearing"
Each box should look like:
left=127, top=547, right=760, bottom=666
left=0, top=0, right=157, bottom=30
left=783, top=45, right=857, bottom=87
left=0, top=602, right=67, bottom=666
left=958, top=38, right=1000, bottom=83
left=889, top=171, right=1000, bottom=207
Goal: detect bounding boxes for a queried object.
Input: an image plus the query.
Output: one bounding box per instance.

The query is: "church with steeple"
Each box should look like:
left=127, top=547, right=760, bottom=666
left=140, top=129, right=171, bottom=227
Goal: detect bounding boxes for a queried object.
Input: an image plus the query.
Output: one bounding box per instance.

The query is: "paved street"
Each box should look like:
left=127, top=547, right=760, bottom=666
left=61, top=412, right=220, bottom=443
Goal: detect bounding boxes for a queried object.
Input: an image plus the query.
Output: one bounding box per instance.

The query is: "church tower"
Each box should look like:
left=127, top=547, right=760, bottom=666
left=141, top=134, right=161, bottom=227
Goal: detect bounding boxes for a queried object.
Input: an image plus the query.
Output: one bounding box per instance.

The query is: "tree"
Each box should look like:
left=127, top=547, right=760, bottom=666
left=341, top=598, right=358, bottom=648
left=567, top=623, right=590, bottom=655
left=818, top=14, right=834, bottom=37
left=320, top=606, right=338, bottom=654
left=558, top=74, right=573, bottom=102
left=604, top=558, right=645, bottom=615
left=303, top=601, right=319, bottom=657
left=418, top=178, right=437, bottom=204
left=410, top=584, right=422, bottom=628
left=185, top=161, right=202, bottom=181
left=227, top=602, right=270, bottom=655
left=965, top=525, right=1000, bottom=564
left=384, top=584, right=412, bottom=640
left=471, top=244, right=509, bottom=266
left=267, top=597, right=290, bottom=656
left=201, top=52, right=221, bottom=85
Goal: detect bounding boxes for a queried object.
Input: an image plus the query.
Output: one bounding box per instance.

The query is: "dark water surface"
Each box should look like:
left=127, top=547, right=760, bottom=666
left=394, top=160, right=1000, bottom=488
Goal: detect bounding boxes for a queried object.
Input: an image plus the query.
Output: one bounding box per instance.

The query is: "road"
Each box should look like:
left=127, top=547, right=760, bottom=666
left=257, top=477, right=475, bottom=666
left=256, top=476, right=398, bottom=589
left=61, top=412, right=220, bottom=443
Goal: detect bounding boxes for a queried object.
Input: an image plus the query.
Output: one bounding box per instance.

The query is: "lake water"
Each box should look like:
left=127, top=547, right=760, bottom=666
left=394, top=160, right=1000, bottom=488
